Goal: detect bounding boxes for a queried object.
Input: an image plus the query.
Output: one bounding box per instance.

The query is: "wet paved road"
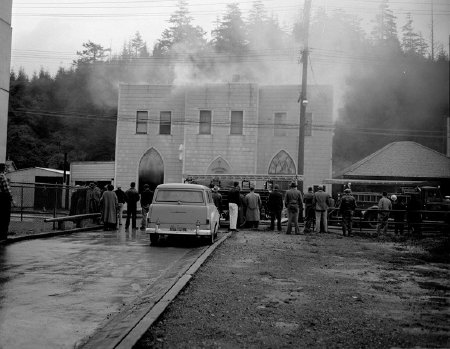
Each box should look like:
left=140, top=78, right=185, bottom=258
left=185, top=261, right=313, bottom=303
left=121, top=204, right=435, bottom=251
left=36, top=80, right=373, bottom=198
left=0, top=228, right=208, bottom=349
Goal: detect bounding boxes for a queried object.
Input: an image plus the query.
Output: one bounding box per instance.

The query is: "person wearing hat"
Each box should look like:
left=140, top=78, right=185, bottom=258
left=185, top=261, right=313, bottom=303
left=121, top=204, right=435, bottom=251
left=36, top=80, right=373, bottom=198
left=114, top=185, right=127, bottom=226
left=303, top=187, right=315, bottom=233
left=267, top=184, right=284, bottom=232
left=376, top=191, right=392, bottom=234
left=125, top=182, right=140, bottom=229
left=285, top=182, right=303, bottom=235
left=100, top=184, right=119, bottom=231
left=339, top=188, right=357, bottom=237
left=0, top=163, right=13, bottom=241
left=313, top=185, right=332, bottom=233
left=212, top=186, right=223, bottom=214
left=244, top=185, right=262, bottom=229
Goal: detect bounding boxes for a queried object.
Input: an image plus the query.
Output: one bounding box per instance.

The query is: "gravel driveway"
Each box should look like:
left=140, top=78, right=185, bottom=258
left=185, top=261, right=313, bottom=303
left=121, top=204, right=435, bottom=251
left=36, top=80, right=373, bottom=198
left=135, top=230, right=449, bottom=349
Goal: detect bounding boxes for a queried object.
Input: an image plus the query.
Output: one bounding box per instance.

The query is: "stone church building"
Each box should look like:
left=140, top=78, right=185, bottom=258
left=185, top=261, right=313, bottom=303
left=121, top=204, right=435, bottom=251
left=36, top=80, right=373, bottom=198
left=114, top=83, right=333, bottom=191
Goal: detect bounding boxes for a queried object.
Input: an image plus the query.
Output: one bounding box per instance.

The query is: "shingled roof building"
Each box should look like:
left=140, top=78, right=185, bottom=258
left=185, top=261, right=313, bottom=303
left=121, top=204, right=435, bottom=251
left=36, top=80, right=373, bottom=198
left=337, top=141, right=450, bottom=193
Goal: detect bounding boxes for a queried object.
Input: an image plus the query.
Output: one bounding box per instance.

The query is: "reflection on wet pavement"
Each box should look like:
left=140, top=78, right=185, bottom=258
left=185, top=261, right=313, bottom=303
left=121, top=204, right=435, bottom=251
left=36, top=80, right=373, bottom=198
left=0, top=227, right=205, bottom=349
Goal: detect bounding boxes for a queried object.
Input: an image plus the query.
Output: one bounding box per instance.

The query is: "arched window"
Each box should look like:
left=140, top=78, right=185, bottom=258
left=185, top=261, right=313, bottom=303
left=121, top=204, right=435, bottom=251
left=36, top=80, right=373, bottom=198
left=268, top=150, right=296, bottom=174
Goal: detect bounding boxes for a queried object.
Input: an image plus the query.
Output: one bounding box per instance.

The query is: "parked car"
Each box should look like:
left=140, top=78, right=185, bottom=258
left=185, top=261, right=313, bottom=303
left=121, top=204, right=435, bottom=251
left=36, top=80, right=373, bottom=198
left=146, top=183, right=220, bottom=245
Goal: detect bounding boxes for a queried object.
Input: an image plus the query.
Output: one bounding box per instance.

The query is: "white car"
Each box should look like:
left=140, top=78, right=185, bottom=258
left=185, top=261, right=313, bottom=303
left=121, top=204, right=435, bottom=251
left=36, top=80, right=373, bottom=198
left=146, top=183, right=220, bottom=245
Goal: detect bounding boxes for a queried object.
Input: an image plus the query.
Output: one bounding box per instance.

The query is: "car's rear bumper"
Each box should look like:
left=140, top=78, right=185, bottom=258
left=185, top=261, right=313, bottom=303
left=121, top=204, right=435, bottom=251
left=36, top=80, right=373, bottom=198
left=146, top=227, right=213, bottom=236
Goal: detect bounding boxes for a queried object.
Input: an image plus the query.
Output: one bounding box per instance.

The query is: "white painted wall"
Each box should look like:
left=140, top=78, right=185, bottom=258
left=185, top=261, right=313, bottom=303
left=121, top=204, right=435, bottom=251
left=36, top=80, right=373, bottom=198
left=0, top=0, right=13, bottom=162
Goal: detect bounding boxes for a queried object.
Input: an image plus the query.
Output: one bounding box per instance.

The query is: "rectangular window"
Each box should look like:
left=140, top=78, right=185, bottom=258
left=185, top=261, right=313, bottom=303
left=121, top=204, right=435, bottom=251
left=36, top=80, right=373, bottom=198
left=199, top=110, right=212, bottom=134
left=305, top=112, right=312, bottom=136
left=136, top=111, right=148, bottom=134
left=155, top=189, right=204, bottom=203
left=159, top=111, right=171, bottom=135
left=230, top=110, right=243, bottom=135
left=274, top=112, right=287, bottom=136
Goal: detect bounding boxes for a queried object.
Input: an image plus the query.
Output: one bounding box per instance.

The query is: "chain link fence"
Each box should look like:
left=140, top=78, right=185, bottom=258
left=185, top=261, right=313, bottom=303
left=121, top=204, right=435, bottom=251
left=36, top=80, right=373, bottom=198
left=9, top=182, right=98, bottom=235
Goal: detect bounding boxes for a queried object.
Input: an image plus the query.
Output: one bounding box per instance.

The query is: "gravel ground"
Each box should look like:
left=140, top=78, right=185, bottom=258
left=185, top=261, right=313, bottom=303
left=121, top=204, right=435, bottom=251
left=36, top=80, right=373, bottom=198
left=135, top=229, right=450, bottom=349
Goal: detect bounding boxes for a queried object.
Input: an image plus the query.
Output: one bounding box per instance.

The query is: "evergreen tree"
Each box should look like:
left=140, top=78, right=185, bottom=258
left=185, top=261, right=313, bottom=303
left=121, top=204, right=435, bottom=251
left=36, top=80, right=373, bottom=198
left=153, top=0, right=206, bottom=56
left=212, top=3, right=248, bottom=55
left=246, top=1, right=287, bottom=51
left=371, top=0, right=401, bottom=51
left=74, top=41, right=111, bottom=65
left=130, top=31, right=150, bottom=58
left=401, top=13, right=428, bottom=57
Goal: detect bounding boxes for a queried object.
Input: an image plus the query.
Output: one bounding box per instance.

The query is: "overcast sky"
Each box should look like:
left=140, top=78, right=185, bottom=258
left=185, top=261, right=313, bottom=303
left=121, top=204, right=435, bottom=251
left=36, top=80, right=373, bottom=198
left=10, top=0, right=450, bottom=76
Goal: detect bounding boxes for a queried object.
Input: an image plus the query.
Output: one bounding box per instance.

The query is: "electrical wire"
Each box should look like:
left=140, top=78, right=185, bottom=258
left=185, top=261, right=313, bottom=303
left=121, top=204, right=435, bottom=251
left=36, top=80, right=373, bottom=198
left=10, top=108, right=444, bottom=139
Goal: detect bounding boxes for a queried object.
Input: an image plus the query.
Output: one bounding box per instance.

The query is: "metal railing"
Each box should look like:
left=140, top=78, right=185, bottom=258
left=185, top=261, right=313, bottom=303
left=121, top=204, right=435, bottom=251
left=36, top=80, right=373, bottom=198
left=8, top=182, right=101, bottom=234
left=326, top=207, right=449, bottom=234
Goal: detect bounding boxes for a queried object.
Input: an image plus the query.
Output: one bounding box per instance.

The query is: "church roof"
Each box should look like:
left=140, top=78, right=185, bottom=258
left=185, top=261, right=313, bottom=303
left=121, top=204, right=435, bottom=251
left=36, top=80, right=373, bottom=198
left=339, top=141, right=450, bottom=179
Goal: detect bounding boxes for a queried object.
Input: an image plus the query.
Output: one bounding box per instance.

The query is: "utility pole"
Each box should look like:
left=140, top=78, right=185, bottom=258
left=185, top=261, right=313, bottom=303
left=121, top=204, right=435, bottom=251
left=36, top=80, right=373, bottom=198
left=297, top=0, right=312, bottom=192
left=431, top=0, right=434, bottom=60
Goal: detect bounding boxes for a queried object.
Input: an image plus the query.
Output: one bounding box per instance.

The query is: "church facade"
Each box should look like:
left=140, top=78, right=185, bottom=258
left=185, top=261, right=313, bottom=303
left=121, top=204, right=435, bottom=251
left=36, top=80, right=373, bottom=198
left=114, top=83, right=333, bottom=191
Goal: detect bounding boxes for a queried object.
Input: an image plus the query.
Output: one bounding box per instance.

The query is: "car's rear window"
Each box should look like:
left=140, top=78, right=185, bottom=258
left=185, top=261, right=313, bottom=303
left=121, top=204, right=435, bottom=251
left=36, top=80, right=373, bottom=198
left=155, top=189, right=204, bottom=203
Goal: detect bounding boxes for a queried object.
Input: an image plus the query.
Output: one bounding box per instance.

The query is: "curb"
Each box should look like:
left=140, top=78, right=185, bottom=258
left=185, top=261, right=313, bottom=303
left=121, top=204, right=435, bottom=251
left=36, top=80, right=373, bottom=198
left=95, top=232, right=231, bottom=349
left=0, top=225, right=104, bottom=244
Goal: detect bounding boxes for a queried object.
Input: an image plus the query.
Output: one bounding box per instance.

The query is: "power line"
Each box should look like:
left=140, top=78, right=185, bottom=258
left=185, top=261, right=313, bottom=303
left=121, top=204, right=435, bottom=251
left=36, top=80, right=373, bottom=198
left=10, top=108, right=444, bottom=139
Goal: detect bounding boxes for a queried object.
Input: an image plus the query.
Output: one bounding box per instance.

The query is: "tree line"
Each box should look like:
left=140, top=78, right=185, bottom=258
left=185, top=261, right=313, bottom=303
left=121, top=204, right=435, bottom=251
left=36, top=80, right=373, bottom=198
left=7, top=0, right=449, bottom=172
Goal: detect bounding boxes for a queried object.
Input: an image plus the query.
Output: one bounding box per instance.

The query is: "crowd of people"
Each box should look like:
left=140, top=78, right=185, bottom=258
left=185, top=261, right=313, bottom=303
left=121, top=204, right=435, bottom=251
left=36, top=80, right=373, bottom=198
left=71, top=181, right=154, bottom=231
left=211, top=181, right=425, bottom=237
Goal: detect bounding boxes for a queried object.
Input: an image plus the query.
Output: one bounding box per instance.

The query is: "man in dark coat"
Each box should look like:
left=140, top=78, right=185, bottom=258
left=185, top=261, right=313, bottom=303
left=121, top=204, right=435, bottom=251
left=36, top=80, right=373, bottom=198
left=0, top=163, right=13, bottom=240
left=391, top=195, right=406, bottom=235
left=114, top=185, right=127, bottom=226
left=212, top=186, right=222, bottom=214
left=339, top=188, right=357, bottom=237
left=140, top=184, right=154, bottom=230
left=125, top=182, right=140, bottom=229
left=303, top=187, right=314, bottom=233
left=267, top=184, right=284, bottom=232
left=285, top=182, right=303, bottom=235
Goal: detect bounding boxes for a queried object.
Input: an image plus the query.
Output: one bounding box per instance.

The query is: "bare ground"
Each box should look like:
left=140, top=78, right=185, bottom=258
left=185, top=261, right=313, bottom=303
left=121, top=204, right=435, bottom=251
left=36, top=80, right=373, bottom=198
left=135, top=229, right=450, bottom=349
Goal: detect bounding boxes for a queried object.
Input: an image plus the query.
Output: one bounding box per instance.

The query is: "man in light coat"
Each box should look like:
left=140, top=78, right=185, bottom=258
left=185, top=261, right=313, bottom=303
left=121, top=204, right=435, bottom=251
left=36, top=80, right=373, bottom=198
left=377, top=191, right=392, bottom=234
left=285, top=182, right=303, bottom=235
left=313, top=185, right=331, bottom=233
left=244, top=186, right=262, bottom=229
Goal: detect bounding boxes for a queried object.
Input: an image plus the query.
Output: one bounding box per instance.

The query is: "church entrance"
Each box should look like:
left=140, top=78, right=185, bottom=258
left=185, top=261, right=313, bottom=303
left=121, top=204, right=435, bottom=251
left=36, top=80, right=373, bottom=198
left=139, top=148, right=164, bottom=192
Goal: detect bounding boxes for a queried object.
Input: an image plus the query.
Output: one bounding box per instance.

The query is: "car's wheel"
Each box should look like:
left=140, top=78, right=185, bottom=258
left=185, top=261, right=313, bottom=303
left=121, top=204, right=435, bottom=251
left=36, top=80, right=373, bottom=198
left=150, top=234, right=159, bottom=245
left=207, top=223, right=218, bottom=245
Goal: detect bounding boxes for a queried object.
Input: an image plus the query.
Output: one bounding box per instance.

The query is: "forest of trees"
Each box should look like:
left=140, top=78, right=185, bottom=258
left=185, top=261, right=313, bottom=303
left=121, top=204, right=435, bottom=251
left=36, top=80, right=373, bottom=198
left=7, top=0, right=449, bottom=173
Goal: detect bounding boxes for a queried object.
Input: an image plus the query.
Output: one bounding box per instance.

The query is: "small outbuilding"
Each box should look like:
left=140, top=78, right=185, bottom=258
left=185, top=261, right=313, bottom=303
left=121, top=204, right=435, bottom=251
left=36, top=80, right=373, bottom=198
left=328, top=141, right=450, bottom=195
left=5, top=167, right=70, bottom=210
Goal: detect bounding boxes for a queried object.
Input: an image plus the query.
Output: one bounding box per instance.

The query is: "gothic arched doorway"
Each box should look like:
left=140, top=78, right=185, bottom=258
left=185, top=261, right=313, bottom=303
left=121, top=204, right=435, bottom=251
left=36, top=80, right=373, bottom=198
left=139, top=148, right=164, bottom=192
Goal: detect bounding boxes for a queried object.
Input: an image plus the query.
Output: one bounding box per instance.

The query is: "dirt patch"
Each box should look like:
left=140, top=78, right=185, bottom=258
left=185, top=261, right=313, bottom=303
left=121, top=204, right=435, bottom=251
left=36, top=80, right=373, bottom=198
left=135, top=231, right=450, bottom=349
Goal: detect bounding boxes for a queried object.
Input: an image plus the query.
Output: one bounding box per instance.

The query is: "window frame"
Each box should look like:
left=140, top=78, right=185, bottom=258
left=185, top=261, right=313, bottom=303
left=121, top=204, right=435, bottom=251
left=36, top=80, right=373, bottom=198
left=199, top=110, right=212, bottom=135
left=230, top=110, right=243, bottom=135
left=136, top=110, right=148, bottom=134
left=274, top=112, right=287, bottom=137
left=159, top=111, right=172, bottom=135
